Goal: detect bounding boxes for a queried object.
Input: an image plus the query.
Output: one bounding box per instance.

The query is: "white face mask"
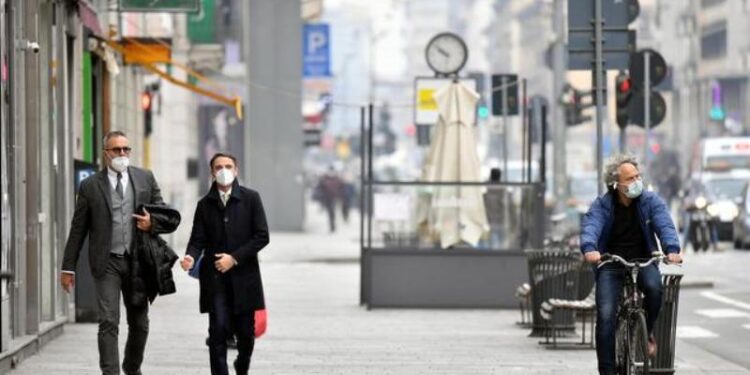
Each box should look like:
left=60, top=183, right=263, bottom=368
left=215, top=168, right=236, bottom=187
left=110, top=156, right=129, bottom=173
left=624, top=179, right=644, bottom=199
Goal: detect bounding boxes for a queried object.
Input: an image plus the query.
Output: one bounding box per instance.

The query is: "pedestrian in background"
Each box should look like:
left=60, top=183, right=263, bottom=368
left=181, top=152, right=270, bottom=375
left=315, top=166, right=343, bottom=232
left=61, top=130, right=165, bottom=375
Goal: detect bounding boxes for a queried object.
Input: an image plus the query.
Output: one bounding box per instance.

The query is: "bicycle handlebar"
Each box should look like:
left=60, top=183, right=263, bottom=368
left=597, top=252, right=666, bottom=269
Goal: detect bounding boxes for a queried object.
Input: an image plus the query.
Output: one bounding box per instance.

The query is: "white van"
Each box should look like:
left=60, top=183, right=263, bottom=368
left=698, top=137, right=750, bottom=172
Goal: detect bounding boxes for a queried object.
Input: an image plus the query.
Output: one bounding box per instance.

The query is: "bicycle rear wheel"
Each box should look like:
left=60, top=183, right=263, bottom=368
left=628, top=312, right=650, bottom=375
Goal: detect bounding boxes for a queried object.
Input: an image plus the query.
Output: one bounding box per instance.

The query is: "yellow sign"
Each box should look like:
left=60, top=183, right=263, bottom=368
left=418, top=89, right=437, bottom=110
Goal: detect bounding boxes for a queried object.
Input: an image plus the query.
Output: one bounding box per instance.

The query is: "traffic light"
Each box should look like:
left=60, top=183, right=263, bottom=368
left=142, top=91, right=153, bottom=136
left=562, top=85, right=591, bottom=126
left=477, top=100, right=490, bottom=119
left=491, top=74, right=519, bottom=116
left=628, top=48, right=668, bottom=127
left=467, top=72, right=490, bottom=119
left=615, top=71, right=632, bottom=128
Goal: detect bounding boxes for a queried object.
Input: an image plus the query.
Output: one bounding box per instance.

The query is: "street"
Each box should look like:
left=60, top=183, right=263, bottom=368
left=7, top=212, right=750, bottom=374
left=675, top=249, right=750, bottom=370
left=2, top=0, right=750, bottom=373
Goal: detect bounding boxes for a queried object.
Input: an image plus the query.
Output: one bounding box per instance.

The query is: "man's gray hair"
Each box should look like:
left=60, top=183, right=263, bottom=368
left=603, top=154, right=640, bottom=188
left=103, top=130, right=127, bottom=146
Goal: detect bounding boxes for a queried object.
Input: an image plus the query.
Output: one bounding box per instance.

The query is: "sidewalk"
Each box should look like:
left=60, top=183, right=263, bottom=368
left=10, top=210, right=750, bottom=374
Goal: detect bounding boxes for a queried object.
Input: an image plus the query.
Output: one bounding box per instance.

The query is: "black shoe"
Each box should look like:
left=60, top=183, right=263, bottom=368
left=233, top=359, right=248, bottom=375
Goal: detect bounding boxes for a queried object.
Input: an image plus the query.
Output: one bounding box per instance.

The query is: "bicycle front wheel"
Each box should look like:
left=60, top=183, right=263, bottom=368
left=628, top=312, right=650, bottom=375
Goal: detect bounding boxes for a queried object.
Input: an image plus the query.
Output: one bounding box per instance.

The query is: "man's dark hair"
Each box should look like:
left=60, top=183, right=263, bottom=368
left=103, top=130, right=127, bottom=146
left=209, top=152, right=238, bottom=170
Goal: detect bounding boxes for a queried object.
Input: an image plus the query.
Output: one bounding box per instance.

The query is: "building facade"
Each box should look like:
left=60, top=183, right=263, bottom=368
left=0, top=0, right=147, bottom=370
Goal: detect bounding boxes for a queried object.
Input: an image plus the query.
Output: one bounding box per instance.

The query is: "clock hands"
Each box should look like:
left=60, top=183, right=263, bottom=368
left=436, top=46, right=450, bottom=58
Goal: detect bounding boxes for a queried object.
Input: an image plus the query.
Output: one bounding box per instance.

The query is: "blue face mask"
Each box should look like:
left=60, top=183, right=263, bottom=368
left=625, top=179, right=643, bottom=199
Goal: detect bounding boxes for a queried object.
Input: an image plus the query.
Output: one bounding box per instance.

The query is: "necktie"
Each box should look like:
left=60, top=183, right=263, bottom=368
left=116, top=173, right=123, bottom=199
left=221, top=192, right=228, bottom=206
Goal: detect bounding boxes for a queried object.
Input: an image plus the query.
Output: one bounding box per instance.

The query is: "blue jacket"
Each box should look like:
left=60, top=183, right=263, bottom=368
left=580, top=190, right=681, bottom=255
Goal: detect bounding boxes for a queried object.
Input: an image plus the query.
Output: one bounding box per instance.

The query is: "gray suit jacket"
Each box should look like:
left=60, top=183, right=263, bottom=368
left=62, top=166, right=164, bottom=279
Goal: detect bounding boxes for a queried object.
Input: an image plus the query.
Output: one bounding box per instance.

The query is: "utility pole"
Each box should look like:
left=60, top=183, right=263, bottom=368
left=501, top=75, right=508, bottom=180
left=593, top=0, right=605, bottom=196
left=642, top=51, right=651, bottom=175
left=552, top=0, right=567, bottom=206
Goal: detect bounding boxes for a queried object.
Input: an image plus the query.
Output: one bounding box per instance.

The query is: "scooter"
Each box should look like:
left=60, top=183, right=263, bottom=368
left=685, top=196, right=716, bottom=252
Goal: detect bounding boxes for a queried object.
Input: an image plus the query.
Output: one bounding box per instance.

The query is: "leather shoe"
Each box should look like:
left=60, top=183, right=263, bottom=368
left=234, top=359, right=248, bottom=375
left=647, top=335, right=657, bottom=358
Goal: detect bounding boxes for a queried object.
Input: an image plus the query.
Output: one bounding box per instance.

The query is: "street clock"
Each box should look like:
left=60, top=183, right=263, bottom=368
left=425, top=32, right=468, bottom=76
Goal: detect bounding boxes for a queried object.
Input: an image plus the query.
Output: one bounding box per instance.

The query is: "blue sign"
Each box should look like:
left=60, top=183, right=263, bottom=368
left=74, top=160, right=98, bottom=191
left=303, top=24, right=331, bottom=78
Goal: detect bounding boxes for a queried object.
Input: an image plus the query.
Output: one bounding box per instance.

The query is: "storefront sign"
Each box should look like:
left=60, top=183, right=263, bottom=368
left=414, top=78, right=476, bottom=125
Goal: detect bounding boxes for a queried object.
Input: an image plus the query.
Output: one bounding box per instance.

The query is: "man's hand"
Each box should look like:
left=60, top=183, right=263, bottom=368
left=214, top=253, right=236, bottom=273
left=133, top=208, right=152, bottom=232
left=181, top=255, right=195, bottom=271
left=61, top=273, right=75, bottom=293
left=584, top=251, right=602, bottom=264
left=666, top=253, right=683, bottom=264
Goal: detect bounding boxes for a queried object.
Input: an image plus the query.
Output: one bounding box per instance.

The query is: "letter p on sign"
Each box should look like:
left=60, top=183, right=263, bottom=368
left=307, top=31, right=327, bottom=55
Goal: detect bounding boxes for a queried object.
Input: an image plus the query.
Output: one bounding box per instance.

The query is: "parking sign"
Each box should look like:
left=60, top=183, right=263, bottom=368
left=303, top=24, right=331, bottom=78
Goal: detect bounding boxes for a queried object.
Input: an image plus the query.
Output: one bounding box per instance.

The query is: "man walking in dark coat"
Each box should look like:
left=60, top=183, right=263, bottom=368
left=181, top=152, right=270, bottom=375
left=61, top=130, right=164, bottom=375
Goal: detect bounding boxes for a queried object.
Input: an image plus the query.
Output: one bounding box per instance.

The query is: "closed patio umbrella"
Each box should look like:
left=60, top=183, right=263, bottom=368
left=419, top=81, right=489, bottom=248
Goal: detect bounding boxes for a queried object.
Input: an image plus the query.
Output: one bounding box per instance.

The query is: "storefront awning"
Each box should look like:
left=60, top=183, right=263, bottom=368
left=105, top=33, right=243, bottom=120
left=78, top=0, right=104, bottom=37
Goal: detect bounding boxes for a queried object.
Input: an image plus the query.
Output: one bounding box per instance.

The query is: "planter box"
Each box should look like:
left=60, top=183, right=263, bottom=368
left=362, top=248, right=528, bottom=308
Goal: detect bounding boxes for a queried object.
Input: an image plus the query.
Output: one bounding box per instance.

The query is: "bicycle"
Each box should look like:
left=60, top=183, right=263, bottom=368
left=598, top=252, right=669, bottom=375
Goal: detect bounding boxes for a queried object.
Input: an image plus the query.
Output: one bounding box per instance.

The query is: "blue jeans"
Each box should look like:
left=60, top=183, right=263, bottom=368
left=595, top=263, right=662, bottom=375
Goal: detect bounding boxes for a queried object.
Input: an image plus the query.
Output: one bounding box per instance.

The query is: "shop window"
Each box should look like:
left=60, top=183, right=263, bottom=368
left=701, top=20, right=727, bottom=60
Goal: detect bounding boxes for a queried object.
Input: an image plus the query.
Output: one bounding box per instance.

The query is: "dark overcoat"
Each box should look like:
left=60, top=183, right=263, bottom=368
left=62, top=166, right=164, bottom=278
left=186, top=180, right=270, bottom=314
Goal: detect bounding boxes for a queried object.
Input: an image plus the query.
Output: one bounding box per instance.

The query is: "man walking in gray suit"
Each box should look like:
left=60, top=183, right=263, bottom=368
left=61, top=130, right=164, bottom=375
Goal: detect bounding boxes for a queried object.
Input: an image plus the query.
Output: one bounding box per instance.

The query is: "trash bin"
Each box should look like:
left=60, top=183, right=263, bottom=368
left=577, top=263, right=595, bottom=300
left=526, top=249, right=581, bottom=337
left=651, top=273, right=683, bottom=374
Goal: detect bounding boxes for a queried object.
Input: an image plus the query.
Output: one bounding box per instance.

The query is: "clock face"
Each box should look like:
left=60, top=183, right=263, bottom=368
left=425, top=32, right=468, bottom=75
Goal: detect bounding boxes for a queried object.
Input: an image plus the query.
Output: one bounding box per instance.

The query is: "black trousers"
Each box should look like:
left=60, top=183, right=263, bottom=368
left=208, top=275, right=255, bottom=375
left=95, top=254, right=149, bottom=375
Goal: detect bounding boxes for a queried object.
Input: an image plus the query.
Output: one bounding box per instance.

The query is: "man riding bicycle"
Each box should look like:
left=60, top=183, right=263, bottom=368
left=580, top=154, right=683, bottom=375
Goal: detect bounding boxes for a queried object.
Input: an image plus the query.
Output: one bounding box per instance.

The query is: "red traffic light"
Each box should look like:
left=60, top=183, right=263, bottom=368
left=650, top=143, right=661, bottom=155
left=617, top=77, right=631, bottom=93
left=141, top=92, right=152, bottom=111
